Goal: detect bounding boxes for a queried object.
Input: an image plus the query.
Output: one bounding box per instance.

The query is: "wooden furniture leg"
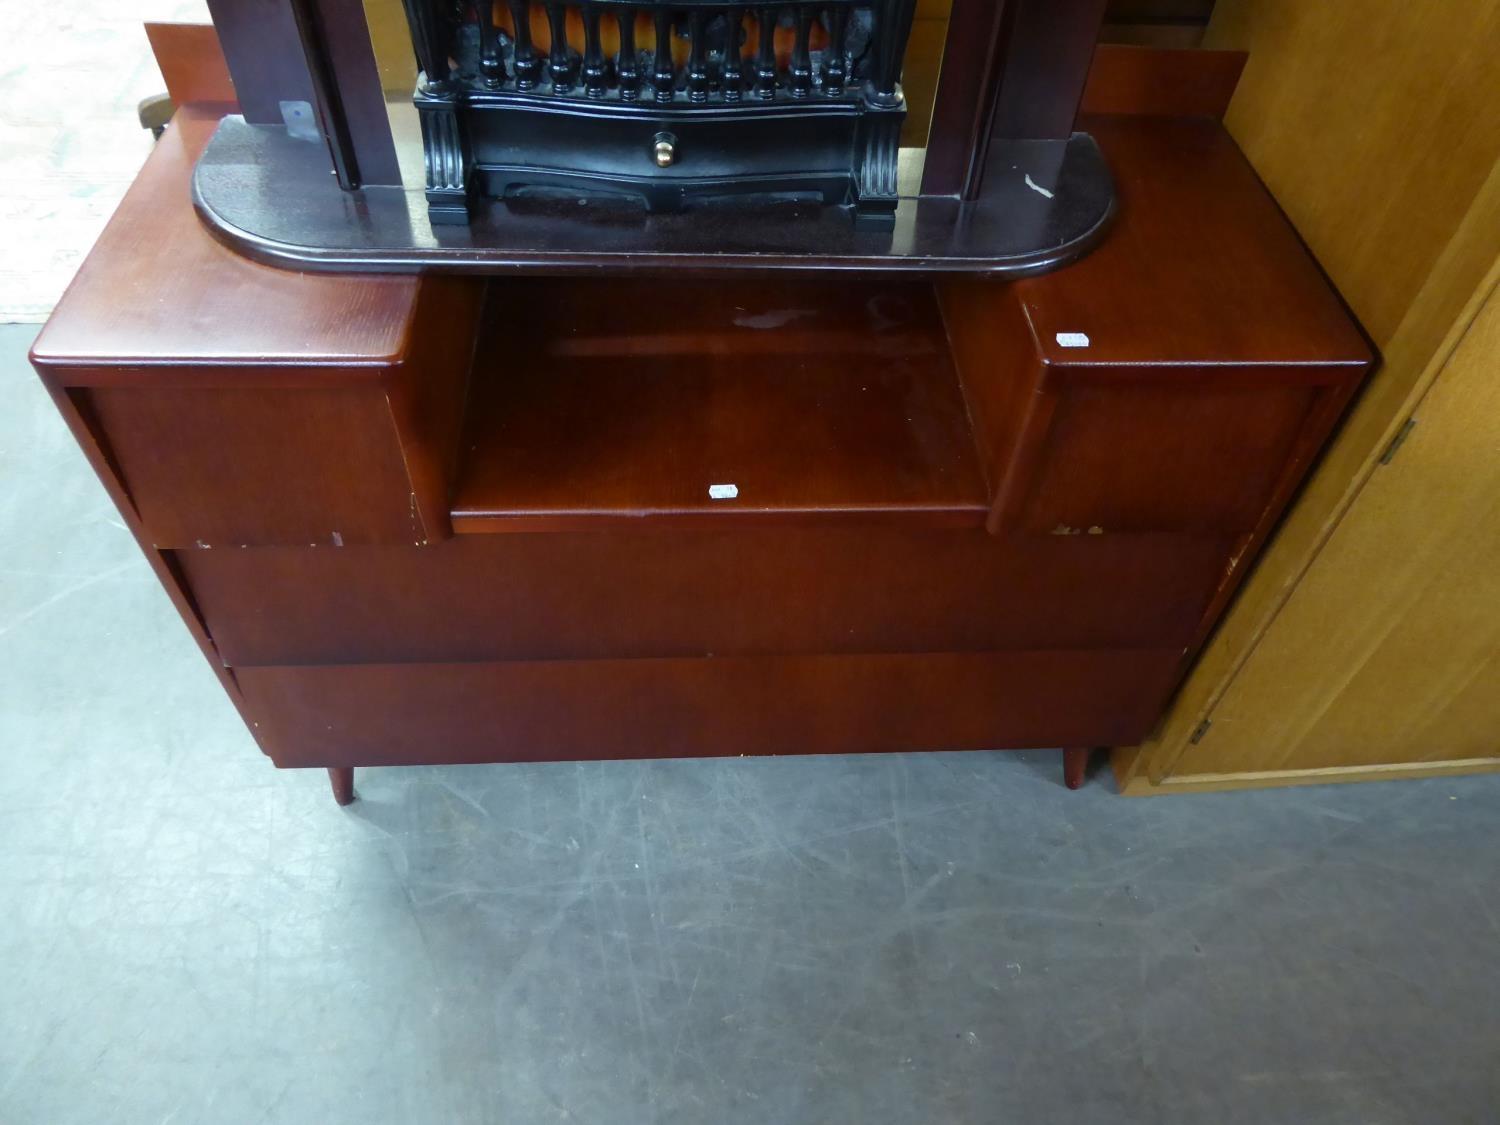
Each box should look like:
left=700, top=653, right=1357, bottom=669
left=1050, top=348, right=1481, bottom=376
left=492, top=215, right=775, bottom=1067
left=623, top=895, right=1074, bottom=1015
left=1063, top=748, right=1090, bottom=790
left=327, top=766, right=355, bottom=806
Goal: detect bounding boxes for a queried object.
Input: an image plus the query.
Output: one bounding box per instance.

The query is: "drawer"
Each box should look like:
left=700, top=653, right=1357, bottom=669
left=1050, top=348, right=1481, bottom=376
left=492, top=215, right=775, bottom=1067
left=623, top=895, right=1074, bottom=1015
left=1005, top=374, right=1329, bottom=536
left=179, top=526, right=1233, bottom=666
left=64, top=278, right=483, bottom=549
left=238, top=648, right=1187, bottom=769
left=940, top=277, right=1366, bottom=538
left=467, top=97, right=861, bottom=202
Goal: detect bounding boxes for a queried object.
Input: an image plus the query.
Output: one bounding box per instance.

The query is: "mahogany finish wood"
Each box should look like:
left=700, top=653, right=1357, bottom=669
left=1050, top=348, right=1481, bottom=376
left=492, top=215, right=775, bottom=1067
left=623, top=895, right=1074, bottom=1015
left=327, top=766, right=355, bottom=805
left=1063, top=748, right=1091, bottom=790
left=941, top=116, right=1367, bottom=542
left=177, top=531, right=1232, bottom=666
left=31, top=110, right=423, bottom=369
left=1003, top=116, right=1372, bottom=368
left=237, top=652, right=1185, bottom=768
left=452, top=278, right=987, bottom=530
left=33, top=51, right=1371, bottom=801
left=83, top=383, right=437, bottom=547
left=144, top=23, right=239, bottom=109
left=32, top=109, right=482, bottom=549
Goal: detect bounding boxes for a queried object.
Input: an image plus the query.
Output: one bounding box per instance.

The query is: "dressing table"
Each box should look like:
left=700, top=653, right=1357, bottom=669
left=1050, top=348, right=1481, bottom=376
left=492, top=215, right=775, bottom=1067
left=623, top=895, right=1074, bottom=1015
left=31, top=3, right=1371, bottom=802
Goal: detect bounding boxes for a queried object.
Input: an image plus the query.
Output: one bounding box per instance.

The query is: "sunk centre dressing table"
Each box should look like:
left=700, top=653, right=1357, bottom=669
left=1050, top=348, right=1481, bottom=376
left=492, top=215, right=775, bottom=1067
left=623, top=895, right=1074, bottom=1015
left=31, top=3, right=1371, bottom=803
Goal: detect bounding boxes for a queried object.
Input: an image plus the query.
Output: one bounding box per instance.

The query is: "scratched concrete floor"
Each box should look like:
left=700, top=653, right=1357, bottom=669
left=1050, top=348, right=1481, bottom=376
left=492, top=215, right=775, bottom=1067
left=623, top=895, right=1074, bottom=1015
left=1, top=319, right=1498, bottom=1124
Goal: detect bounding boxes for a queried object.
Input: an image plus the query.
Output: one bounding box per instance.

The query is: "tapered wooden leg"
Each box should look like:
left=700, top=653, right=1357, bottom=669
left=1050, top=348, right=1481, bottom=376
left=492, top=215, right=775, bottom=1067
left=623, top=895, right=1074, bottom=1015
left=1063, top=748, right=1090, bottom=790
left=327, top=766, right=355, bottom=806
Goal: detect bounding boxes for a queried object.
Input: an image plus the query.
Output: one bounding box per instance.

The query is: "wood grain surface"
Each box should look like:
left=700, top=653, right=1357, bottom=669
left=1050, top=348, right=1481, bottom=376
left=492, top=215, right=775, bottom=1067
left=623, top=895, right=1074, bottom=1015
left=179, top=529, right=1232, bottom=666
left=145, top=22, right=237, bottom=109
left=1120, top=0, right=1500, bottom=791
left=238, top=650, right=1187, bottom=769
left=30, top=109, right=423, bottom=369
left=452, top=279, right=986, bottom=531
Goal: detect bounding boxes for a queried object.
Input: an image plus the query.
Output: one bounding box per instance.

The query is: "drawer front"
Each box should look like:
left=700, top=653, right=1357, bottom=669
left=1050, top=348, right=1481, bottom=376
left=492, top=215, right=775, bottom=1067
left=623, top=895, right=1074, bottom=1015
left=1008, top=376, right=1324, bottom=536
left=83, top=384, right=424, bottom=548
left=180, top=527, right=1235, bottom=667
left=467, top=98, right=861, bottom=201
left=239, top=649, right=1186, bottom=769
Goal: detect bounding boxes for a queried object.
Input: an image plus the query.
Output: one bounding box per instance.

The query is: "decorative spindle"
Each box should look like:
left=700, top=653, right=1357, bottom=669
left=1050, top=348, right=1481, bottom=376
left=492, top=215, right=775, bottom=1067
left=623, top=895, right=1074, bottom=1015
left=868, top=0, right=917, bottom=107
left=653, top=9, right=675, bottom=102
left=399, top=0, right=454, bottom=91
left=478, top=0, right=503, bottom=88
left=722, top=8, right=745, bottom=101
left=582, top=3, right=607, bottom=96
left=821, top=6, right=848, bottom=96
left=507, top=0, right=541, bottom=89
left=616, top=8, right=640, bottom=99
left=687, top=10, right=710, bottom=102
left=754, top=7, right=778, bottom=99
left=545, top=1, right=573, bottom=91
left=789, top=6, right=813, bottom=98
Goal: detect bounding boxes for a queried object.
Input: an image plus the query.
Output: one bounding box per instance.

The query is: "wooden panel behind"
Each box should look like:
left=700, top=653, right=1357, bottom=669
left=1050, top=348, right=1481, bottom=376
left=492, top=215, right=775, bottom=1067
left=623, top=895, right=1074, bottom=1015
left=180, top=529, right=1233, bottom=666
left=239, top=650, right=1187, bottom=769
left=145, top=23, right=238, bottom=108
left=1204, top=1, right=1500, bottom=350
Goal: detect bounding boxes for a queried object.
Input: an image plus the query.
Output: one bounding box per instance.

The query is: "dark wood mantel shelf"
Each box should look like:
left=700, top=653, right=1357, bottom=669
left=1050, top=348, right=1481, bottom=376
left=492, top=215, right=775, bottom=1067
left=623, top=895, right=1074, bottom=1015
left=190, top=117, right=1116, bottom=277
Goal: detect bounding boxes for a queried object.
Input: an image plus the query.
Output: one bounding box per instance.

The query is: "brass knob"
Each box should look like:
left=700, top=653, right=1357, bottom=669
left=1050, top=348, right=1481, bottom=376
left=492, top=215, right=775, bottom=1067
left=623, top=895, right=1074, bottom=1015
left=653, top=133, right=677, bottom=168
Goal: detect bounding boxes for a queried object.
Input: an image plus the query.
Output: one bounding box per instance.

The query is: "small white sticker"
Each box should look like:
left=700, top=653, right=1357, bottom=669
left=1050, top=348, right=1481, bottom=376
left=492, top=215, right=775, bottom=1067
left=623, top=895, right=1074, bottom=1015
left=1055, top=332, right=1091, bottom=348
left=708, top=483, right=739, bottom=500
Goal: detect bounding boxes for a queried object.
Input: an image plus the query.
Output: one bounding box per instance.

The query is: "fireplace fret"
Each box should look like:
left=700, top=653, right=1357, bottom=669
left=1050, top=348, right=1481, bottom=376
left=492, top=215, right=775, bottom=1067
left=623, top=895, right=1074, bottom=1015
left=437, top=3, right=868, bottom=104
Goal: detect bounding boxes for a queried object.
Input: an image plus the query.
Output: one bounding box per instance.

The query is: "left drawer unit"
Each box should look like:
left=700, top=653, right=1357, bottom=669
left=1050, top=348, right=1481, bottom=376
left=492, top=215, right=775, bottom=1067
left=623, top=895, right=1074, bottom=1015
left=30, top=109, right=484, bottom=554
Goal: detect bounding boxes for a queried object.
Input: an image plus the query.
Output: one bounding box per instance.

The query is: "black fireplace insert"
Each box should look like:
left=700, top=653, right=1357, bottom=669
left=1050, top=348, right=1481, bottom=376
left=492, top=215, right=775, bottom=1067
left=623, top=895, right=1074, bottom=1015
left=399, top=1, right=918, bottom=228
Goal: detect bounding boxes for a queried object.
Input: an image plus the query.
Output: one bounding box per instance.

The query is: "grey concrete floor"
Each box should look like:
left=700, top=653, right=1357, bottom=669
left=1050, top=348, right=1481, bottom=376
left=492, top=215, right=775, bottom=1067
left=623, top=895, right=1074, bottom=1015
left=1, top=319, right=1498, bottom=1124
